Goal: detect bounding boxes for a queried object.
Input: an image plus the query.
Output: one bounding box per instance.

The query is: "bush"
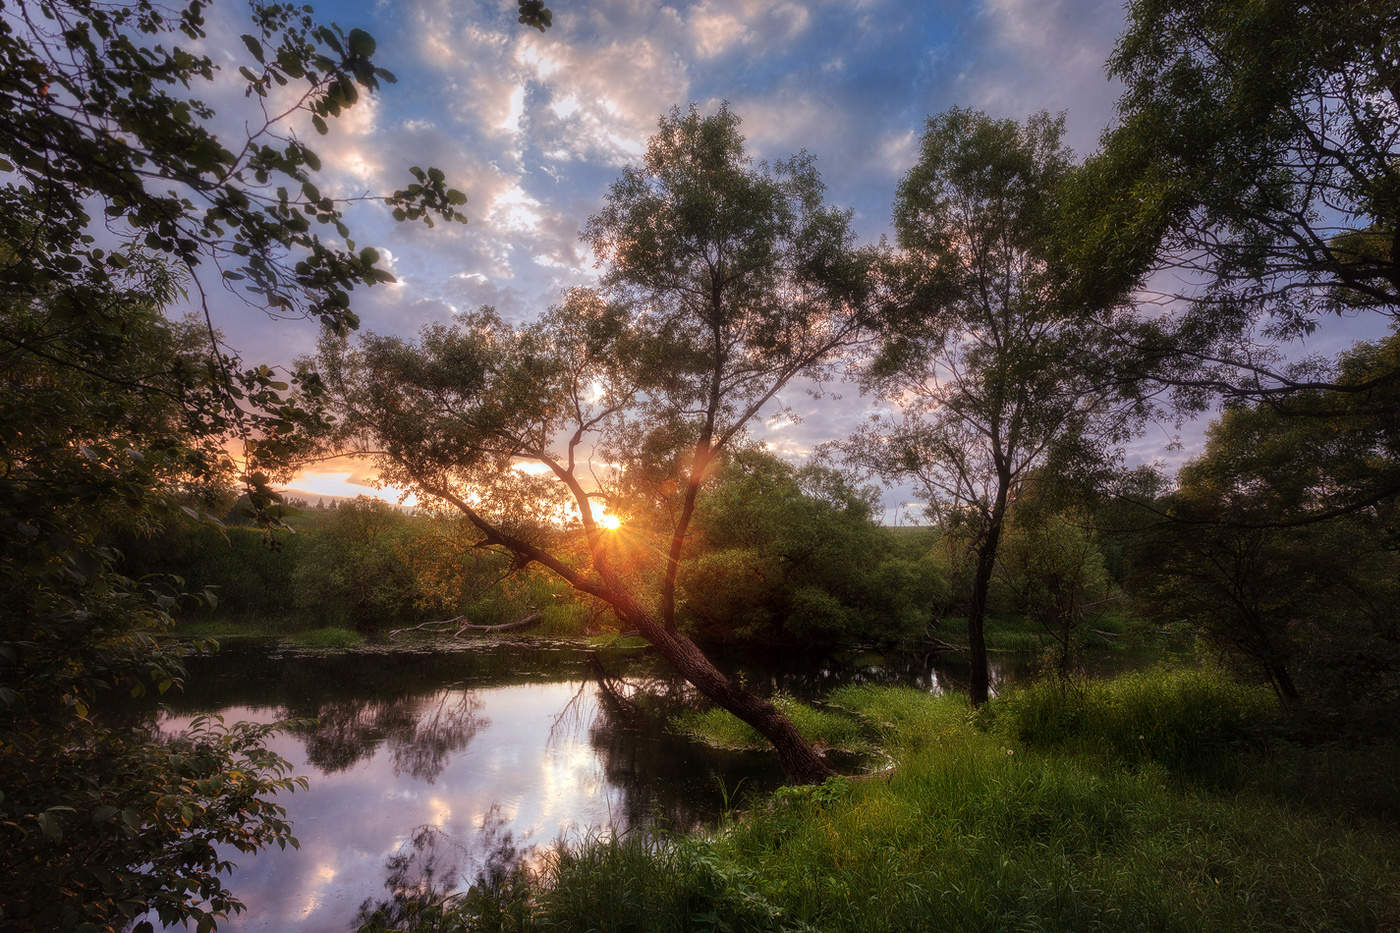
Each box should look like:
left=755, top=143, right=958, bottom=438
left=677, top=450, right=944, bottom=649
left=983, top=667, right=1273, bottom=781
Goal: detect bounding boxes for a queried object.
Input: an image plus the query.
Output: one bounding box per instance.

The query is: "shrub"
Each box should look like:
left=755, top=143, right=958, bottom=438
left=984, top=667, right=1272, bottom=781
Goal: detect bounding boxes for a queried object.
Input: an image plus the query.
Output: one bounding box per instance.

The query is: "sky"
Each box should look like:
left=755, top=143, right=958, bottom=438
left=180, top=0, right=1373, bottom=515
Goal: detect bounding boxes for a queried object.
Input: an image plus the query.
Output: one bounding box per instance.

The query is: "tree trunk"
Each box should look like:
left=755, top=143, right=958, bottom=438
left=1268, top=662, right=1301, bottom=702
left=614, top=595, right=834, bottom=784
left=967, top=478, right=1011, bottom=707
left=966, top=533, right=998, bottom=706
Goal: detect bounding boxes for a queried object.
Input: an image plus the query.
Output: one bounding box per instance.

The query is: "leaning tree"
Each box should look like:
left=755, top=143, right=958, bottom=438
left=322, top=105, right=872, bottom=783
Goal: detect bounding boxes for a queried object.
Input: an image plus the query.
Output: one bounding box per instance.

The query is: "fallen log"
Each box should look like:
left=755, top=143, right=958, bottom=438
left=389, top=611, right=543, bottom=639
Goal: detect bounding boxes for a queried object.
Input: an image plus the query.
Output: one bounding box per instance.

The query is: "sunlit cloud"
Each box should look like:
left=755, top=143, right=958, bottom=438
left=489, top=183, right=545, bottom=233
left=280, top=467, right=418, bottom=507
left=185, top=0, right=1166, bottom=518
left=498, top=85, right=527, bottom=135
left=689, top=4, right=747, bottom=58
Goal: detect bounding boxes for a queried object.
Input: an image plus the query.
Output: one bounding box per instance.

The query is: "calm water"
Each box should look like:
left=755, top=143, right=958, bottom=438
left=149, top=640, right=1034, bottom=932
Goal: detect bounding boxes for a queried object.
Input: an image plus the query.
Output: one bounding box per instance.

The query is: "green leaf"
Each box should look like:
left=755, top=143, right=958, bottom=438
left=347, top=28, right=376, bottom=58
left=240, top=34, right=264, bottom=64
left=276, top=47, right=305, bottom=79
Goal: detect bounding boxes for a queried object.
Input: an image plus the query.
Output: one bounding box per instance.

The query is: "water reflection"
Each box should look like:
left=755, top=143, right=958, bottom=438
left=298, top=692, right=488, bottom=782
left=146, top=641, right=1082, bottom=932
left=355, top=809, right=533, bottom=931
left=151, top=644, right=789, bottom=932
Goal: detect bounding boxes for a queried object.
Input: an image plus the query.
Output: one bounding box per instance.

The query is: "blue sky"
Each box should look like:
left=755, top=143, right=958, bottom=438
left=185, top=0, right=1376, bottom=512
left=227, top=0, right=1124, bottom=337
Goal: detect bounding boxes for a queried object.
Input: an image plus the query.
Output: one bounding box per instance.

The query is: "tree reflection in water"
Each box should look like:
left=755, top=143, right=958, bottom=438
left=550, top=655, right=783, bottom=830
left=356, top=807, right=532, bottom=932
left=297, top=690, right=488, bottom=782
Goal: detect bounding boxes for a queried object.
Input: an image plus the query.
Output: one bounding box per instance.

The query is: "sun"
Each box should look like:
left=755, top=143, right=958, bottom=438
left=598, top=513, right=622, bottom=531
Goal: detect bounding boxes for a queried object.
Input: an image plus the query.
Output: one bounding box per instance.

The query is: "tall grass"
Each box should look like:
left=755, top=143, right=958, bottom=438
left=981, top=666, right=1273, bottom=782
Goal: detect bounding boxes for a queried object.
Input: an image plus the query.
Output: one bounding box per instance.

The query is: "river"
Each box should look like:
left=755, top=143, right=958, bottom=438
left=150, top=638, right=1036, bottom=932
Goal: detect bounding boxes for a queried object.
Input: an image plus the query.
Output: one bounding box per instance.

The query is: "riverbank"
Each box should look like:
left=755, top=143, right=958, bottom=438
left=371, top=667, right=1400, bottom=932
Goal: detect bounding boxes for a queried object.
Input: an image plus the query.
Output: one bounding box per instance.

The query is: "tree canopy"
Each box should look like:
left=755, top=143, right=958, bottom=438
left=324, top=105, right=872, bottom=782
left=0, top=271, right=316, bottom=931
left=1127, top=339, right=1400, bottom=704
left=1064, top=0, right=1400, bottom=404
left=0, top=0, right=475, bottom=334
left=0, top=0, right=548, bottom=926
left=680, top=448, right=941, bottom=648
left=849, top=109, right=1134, bottom=704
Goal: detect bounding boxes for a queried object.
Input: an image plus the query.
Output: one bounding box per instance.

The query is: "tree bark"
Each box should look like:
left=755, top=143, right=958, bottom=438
left=966, top=532, right=998, bottom=707
left=1268, top=662, right=1301, bottom=702
left=966, top=477, right=1011, bottom=707
left=423, top=484, right=833, bottom=784
left=611, top=591, right=834, bottom=784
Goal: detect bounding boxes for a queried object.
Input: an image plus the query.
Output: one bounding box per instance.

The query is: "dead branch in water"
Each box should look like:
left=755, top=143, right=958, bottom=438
left=388, top=611, right=543, bottom=639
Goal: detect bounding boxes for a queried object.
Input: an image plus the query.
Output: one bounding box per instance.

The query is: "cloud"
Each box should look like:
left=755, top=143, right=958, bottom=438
left=511, top=31, right=691, bottom=165
left=170, top=0, right=1241, bottom=498
left=488, top=182, right=544, bottom=233
left=687, top=0, right=814, bottom=59
left=964, top=0, right=1124, bottom=152
left=689, top=4, right=747, bottom=58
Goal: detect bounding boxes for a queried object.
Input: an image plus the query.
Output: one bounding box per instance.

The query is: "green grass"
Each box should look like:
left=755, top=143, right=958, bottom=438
left=936, top=614, right=1057, bottom=653
left=534, top=602, right=594, bottom=637
left=935, top=612, right=1166, bottom=655
left=677, top=695, right=870, bottom=753
left=981, top=666, right=1273, bottom=783
left=586, top=633, right=650, bottom=651
left=410, top=668, right=1400, bottom=933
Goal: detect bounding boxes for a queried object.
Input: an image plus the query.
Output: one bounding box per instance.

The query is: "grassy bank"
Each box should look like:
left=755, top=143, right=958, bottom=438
left=375, top=668, right=1400, bottom=932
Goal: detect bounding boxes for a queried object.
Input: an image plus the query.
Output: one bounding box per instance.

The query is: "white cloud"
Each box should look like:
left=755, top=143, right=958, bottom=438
left=968, top=0, right=1123, bottom=152
left=689, top=4, right=748, bottom=58
left=687, top=0, right=812, bottom=58
left=498, top=85, right=527, bottom=135
left=489, top=183, right=544, bottom=233
left=513, top=34, right=690, bottom=165
left=877, top=129, right=918, bottom=176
